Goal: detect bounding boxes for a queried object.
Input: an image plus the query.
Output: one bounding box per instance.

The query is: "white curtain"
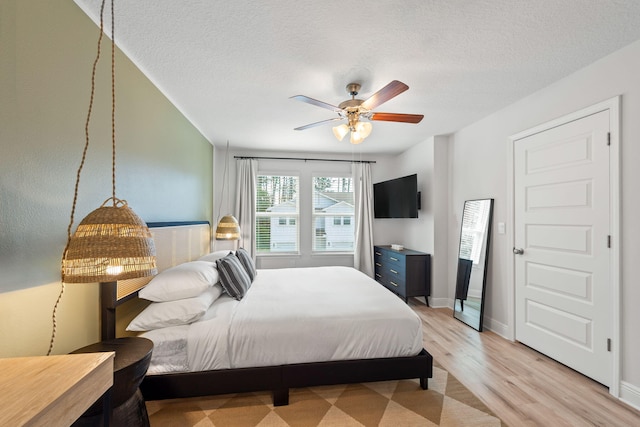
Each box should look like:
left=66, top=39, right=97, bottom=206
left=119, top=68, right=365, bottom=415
left=235, top=159, right=258, bottom=259
left=352, top=163, right=375, bottom=277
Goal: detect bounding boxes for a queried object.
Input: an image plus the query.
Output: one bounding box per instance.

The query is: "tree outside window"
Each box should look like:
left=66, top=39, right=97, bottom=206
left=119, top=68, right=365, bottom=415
left=256, top=175, right=299, bottom=253
left=312, top=176, right=354, bottom=252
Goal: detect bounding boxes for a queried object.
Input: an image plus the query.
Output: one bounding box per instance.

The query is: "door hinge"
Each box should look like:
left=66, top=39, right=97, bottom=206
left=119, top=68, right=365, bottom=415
left=608, top=235, right=611, bottom=248
left=607, top=338, right=612, bottom=352
left=607, top=132, right=611, bottom=146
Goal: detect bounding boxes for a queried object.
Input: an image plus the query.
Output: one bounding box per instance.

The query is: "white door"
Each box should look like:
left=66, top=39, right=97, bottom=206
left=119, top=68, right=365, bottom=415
left=514, top=110, right=611, bottom=386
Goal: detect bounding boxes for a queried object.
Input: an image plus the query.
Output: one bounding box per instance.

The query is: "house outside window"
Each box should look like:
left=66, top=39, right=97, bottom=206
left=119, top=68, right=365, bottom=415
left=256, top=175, right=299, bottom=254
left=312, top=176, right=354, bottom=252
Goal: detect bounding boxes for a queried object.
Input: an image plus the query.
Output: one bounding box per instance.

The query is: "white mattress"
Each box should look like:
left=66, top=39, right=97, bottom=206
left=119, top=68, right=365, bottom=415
left=143, top=266, right=423, bottom=374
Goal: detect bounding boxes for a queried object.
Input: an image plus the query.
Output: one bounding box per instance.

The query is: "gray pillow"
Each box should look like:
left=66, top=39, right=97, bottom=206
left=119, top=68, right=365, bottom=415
left=235, top=247, right=257, bottom=281
left=216, top=254, right=251, bottom=300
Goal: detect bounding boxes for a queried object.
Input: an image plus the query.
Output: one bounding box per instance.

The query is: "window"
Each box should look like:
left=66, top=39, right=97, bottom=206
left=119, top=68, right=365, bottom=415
left=312, top=176, right=354, bottom=252
left=256, top=175, right=299, bottom=254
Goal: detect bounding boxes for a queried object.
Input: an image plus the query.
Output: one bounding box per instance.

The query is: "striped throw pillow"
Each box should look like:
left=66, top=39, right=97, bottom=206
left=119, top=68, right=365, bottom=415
left=235, top=247, right=257, bottom=281
left=216, top=254, right=251, bottom=300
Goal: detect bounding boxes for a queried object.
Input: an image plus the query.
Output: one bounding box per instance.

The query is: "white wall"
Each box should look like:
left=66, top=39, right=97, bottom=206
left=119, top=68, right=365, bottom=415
left=447, top=39, right=640, bottom=402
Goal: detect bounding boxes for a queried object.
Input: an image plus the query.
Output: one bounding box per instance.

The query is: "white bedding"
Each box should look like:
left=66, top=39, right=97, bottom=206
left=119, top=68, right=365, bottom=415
left=143, top=266, right=423, bottom=374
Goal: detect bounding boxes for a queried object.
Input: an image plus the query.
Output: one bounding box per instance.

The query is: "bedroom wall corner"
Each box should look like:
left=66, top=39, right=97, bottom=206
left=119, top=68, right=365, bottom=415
left=432, top=135, right=451, bottom=306
left=372, top=137, right=449, bottom=306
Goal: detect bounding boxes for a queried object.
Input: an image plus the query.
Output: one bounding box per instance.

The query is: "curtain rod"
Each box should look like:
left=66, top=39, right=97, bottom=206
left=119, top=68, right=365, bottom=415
left=233, top=155, right=376, bottom=164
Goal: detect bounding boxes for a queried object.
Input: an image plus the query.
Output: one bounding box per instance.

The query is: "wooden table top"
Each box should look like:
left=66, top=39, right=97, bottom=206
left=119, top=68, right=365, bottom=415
left=71, top=337, right=153, bottom=372
left=0, top=352, right=114, bottom=427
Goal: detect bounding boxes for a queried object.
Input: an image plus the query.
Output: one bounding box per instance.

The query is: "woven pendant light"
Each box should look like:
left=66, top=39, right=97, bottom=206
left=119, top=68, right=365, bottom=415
left=215, top=214, right=241, bottom=240
left=48, top=0, right=156, bottom=355
left=58, top=0, right=156, bottom=283
left=215, top=140, right=241, bottom=241
left=62, top=198, right=157, bottom=283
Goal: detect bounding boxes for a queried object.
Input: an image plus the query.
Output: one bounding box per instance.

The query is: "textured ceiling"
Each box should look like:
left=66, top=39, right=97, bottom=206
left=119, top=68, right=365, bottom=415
left=74, top=0, right=640, bottom=154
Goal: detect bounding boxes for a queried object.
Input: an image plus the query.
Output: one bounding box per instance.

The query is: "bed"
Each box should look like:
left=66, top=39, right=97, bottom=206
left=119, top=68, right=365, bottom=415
left=102, top=222, right=432, bottom=406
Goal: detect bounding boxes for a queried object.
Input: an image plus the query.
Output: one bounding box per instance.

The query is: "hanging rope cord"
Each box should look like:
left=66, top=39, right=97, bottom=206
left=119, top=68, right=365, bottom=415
left=110, top=0, right=117, bottom=200
left=47, top=0, right=112, bottom=356
left=216, top=140, right=230, bottom=222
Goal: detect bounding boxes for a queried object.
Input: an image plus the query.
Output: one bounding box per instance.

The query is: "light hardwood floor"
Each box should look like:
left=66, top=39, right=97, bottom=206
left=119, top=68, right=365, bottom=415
left=411, top=302, right=640, bottom=426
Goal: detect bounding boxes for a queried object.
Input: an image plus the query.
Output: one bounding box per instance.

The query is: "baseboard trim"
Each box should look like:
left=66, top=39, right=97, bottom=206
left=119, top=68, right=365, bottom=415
left=429, top=298, right=510, bottom=339
left=428, top=297, right=451, bottom=309
left=620, top=380, right=640, bottom=411
left=483, top=317, right=509, bottom=339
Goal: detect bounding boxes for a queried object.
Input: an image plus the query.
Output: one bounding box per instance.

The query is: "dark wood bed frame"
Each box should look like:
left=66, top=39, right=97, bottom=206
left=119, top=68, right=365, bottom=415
left=101, top=222, right=433, bottom=406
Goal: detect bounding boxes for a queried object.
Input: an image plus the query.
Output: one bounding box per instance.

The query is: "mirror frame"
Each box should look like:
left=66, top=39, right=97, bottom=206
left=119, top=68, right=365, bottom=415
left=453, top=198, right=494, bottom=331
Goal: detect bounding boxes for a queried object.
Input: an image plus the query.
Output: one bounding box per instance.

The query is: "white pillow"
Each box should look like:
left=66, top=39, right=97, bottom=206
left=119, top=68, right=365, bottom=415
left=198, top=250, right=234, bottom=263
left=127, top=285, right=223, bottom=331
left=139, top=260, right=219, bottom=302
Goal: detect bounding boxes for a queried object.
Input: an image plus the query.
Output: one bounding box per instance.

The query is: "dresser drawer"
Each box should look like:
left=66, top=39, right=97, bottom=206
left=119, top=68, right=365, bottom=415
left=383, top=264, right=407, bottom=282
left=374, top=267, right=385, bottom=283
left=374, top=256, right=385, bottom=282
left=376, top=248, right=404, bottom=266
left=383, top=252, right=404, bottom=269
left=384, top=276, right=406, bottom=294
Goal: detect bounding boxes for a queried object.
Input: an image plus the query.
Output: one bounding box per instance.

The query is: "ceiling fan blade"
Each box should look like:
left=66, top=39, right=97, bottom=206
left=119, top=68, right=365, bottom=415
left=361, top=80, right=409, bottom=110
left=294, top=117, right=343, bottom=131
left=371, top=112, right=424, bottom=123
left=290, top=95, right=343, bottom=113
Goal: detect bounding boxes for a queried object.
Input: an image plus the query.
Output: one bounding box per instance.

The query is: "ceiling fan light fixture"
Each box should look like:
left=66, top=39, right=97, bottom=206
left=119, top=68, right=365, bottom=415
left=356, top=121, right=372, bottom=138
left=350, top=131, right=365, bottom=144
left=332, top=124, right=349, bottom=141
left=292, top=80, right=421, bottom=144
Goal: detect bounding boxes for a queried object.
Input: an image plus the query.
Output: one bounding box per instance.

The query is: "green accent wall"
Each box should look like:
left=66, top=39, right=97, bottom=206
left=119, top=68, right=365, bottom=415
left=0, top=0, right=212, bottom=356
left=0, top=0, right=212, bottom=293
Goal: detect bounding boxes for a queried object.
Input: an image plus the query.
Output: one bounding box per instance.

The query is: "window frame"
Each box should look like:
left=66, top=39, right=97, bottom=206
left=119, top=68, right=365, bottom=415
left=255, top=173, right=300, bottom=256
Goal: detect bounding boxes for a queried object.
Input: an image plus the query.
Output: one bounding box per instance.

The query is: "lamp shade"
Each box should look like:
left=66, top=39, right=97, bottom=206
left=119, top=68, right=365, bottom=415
left=62, top=199, right=157, bottom=283
left=356, top=121, right=373, bottom=138
left=215, top=214, right=241, bottom=240
left=350, top=121, right=372, bottom=144
left=350, top=131, right=365, bottom=144
left=332, top=124, right=349, bottom=141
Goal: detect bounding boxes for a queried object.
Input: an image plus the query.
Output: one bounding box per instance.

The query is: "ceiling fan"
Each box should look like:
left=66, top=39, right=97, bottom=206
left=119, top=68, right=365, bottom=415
left=291, top=80, right=424, bottom=144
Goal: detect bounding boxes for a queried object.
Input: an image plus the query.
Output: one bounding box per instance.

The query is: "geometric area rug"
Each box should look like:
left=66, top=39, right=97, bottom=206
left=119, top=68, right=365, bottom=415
left=146, top=361, right=506, bottom=426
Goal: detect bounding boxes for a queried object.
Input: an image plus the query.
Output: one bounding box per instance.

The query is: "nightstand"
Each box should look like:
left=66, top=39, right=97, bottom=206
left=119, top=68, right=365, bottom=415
left=71, top=337, right=153, bottom=427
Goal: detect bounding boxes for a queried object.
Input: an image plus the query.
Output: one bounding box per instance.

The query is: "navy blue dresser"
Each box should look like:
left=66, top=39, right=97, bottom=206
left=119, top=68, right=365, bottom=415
left=374, top=245, right=431, bottom=304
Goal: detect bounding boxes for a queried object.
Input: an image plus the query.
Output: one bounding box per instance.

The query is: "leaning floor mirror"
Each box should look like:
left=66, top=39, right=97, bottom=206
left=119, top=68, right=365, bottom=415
left=453, top=198, right=494, bottom=331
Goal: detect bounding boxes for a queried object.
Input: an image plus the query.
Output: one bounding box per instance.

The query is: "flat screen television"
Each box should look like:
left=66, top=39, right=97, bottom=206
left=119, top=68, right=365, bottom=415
left=374, top=174, right=419, bottom=218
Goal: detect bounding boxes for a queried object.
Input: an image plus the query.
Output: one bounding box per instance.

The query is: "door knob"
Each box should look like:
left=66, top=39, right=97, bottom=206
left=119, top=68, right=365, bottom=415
left=513, top=247, right=524, bottom=255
